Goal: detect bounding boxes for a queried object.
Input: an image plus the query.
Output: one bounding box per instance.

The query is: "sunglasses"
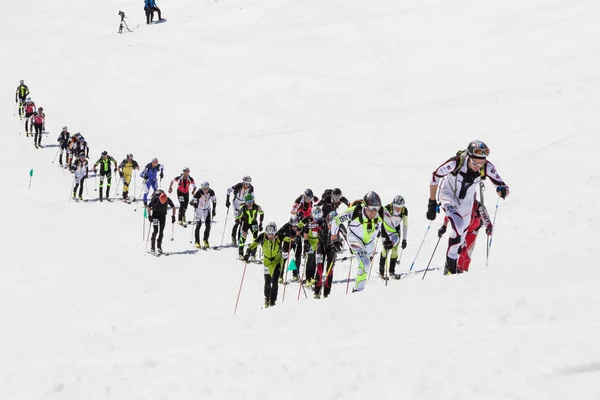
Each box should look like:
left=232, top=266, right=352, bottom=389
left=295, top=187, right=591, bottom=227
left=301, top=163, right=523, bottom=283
left=470, top=158, right=486, bottom=167
left=365, top=205, right=380, bottom=212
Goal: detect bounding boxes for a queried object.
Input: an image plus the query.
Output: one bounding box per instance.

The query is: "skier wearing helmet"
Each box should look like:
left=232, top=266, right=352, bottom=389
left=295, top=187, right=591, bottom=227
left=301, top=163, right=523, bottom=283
left=168, top=167, right=196, bottom=226
left=244, top=221, right=285, bottom=308
left=331, top=191, right=397, bottom=292
left=147, top=191, right=176, bottom=255
left=22, top=97, right=36, bottom=136
left=32, top=106, right=45, bottom=148
left=428, top=140, right=509, bottom=274
left=118, top=153, right=140, bottom=202
left=140, top=158, right=164, bottom=206
left=15, top=80, right=29, bottom=118
left=92, top=150, right=118, bottom=202
left=57, top=127, right=70, bottom=167
left=291, top=188, right=319, bottom=219
left=225, top=175, right=254, bottom=245
left=72, top=154, right=89, bottom=201
left=379, top=195, right=409, bottom=279
left=191, top=181, right=217, bottom=249
left=235, top=193, right=264, bottom=259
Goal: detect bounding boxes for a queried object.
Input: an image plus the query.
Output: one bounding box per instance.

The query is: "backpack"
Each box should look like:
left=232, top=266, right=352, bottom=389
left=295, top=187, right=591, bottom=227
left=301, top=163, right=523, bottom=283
left=34, top=113, right=44, bottom=124
left=321, top=189, right=333, bottom=199
left=450, top=150, right=487, bottom=180
left=25, top=103, right=35, bottom=113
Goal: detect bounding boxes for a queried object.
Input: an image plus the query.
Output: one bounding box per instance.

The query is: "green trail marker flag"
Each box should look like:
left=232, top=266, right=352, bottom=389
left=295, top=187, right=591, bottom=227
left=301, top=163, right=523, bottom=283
left=288, top=258, right=297, bottom=271
left=28, top=169, right=34, bottom=189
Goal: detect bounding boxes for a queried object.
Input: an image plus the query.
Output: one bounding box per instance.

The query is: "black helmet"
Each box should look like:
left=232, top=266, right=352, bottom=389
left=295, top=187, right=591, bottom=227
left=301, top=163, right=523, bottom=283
left=101, top=150, right=108, bottom=156
left=304, top=188, right=313, bottom=198
left=363, top=191, right=381, bottom=208
left=467, top=140, right=490, bottom=159
left=332, top=188, right=342, bottom=201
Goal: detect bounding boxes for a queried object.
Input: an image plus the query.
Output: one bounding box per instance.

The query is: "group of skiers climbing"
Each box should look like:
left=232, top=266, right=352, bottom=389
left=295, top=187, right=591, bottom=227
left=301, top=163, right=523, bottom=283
left=15, top=83, right=510, bottom=309
left=15, top=80, right=45, bottom=148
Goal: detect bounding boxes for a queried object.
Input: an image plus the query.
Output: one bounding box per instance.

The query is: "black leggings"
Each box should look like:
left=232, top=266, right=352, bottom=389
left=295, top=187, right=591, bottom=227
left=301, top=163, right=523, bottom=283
left=34, top=123, right=43, bottom=144
left=145, top=7, right=162, bottom=23
left=151, top=214, right=166, bottom=248
left=73, top=177, right=86, bottom=197
left=177, top=190, right=189, bottom=221
left=264, top=266, right=281, bottom=304
left=194, top=213, right=212, bottom=243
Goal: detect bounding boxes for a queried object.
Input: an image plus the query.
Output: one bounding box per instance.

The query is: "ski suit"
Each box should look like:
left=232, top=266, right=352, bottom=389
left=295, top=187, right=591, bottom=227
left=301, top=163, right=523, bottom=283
left=147, top=194, right=175, bottom=251
left=72, top=159, right=88, bottom=198
left=246, top=232, right=285, bottom=306
left=431, top=156, right=507, bottom=263
left=226, top=182, right=254, bottom=241
left=171, top=174, right=196, bottom=223
left=118, top=158, right=139, bottom=200
left=23, top=101, right=36, bottom=133
left=317, top=193, right=350, bottom=218
left=57, top=131, right=70, bottom=165
left=278, top=222, right=303, bottom=280
left=32, top=111, right=45, bottom=146
left=331, top=203, right=398, bottom=292
left=144, top=0, right=162, bottom=23
left=140, top=162, right=164, bottom=205
left=313, top=218, right=342, bottom=298
left=15, top=84, right=29, bottom=117
left=192, top=188, right=217, bottom=245
left=379, top=203, right=408, bottom=276
left=291, top=194, right=319, bottom=219
left=94, top=155, right=117, bottom=199
left=235, top=202, right=264, bottom=257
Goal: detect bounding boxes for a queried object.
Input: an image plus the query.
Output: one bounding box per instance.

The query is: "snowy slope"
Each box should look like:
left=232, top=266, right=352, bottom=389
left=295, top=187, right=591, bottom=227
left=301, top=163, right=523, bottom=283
left=2, top=0, right=600, bottom=399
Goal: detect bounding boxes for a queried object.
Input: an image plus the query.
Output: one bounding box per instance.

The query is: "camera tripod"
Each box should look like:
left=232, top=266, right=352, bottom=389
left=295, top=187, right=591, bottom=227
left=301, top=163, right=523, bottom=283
left=118, top=16, right=131, bottom=34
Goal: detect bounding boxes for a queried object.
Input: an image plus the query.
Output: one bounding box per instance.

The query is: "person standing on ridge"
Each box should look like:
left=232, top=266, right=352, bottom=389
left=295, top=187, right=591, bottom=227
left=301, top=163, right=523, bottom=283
left=427, top=140, right=509, bottom=275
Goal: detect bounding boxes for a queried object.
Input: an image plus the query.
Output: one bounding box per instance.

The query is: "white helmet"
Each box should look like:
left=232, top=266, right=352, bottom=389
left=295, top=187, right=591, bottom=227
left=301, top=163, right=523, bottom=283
left=26, top=96, right=31, bottom=102
left=265, top=222, right=277, bottom=235
left=62, top=126, right=68, bottom=131
left=242, top=175, right=252, bottom=184
left=201, top=181, right=210, bottom=189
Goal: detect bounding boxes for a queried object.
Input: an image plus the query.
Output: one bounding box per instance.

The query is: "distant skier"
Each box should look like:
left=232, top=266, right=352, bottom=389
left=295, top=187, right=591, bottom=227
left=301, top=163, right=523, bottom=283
left=93, top=151, right=118, bottom=202
left=235, top=193, right=264, bottom=259
left=147, top=191, right=176, bottom=254
left=278, top=215, right=303, bottom=283
left=191, top=181, right=217, bottom=248
left=225, top=175, right=254, bottom=245
left=144, top=0, right=164, bottom=24
left=118, top=153, right=140, bottom=201
left=438, top=197, right=492, bottom=273
left=427, top=140, right=509, bottom=275
left=140, top=158, right=164, bottom=206
left=317, top=188, right=350, bottom=218
left=15, top=80, right=29, bottom=118
left=32, top=107, right=45, bottom=148
left=22, top=97, right=36, bottom=136
left=168, top=167, right=196, bottom=226
left=243, top=222, right=285, bottom=308
left=379, top=195, right=408, bottom=278
left=314, top=211, right=344, bottom=299
left=57, top=127, right=70, bottom=167
left=291, top=188, right=319, bottom=219
left=72, top=154, right=89, bottom=201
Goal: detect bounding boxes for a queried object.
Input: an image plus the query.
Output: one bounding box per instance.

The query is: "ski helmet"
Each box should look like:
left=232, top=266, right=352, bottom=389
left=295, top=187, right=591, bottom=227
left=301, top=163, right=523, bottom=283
left=265, top=222, right=277, bottom=235
left=327, top=210, right=338, bottom=223
left=304, top=188, right=314, bottom=199
left=467, top=140, right=490, bottom=159
left=182, top=167, right=190, bottom=173
left=242, top=175, right=252, bottom=184
left=159, top=193, right=168, bottom=204
left=332, top=188, right=342, bottom=202
left=26, top=96, right=31, bottom=102
left=392, top=195, right=405, bottom=208
left=152, top=158, right=158, bottom=163
left=62, top=126, right=68, bottom=131
left=79, top=154, right=86, bottom=160
left=312, top=206, right=323, bottom=220
left=289, top=215, right=299, bottom=227
left=244, top=193, right=254, bottom=202
left=101, top=150, right=108, bottom=157
left=127, top=153, right=133, bottom=159
left=363, top=191, right=382, bottom=209
left=19, top=80, right=24, bottom=84
left=201, top=181, right=210, bottom=189
left=79, top=136, right=85, bottom=142
left=38, top=107, right=43, bottom=111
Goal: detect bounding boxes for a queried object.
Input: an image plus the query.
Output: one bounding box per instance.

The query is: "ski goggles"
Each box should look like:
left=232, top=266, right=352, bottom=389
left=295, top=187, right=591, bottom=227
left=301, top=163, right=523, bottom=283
left=332, top=194, right=342, bottom=202
left=245, top=199, right=254, bottom=204
left=472, top=147, right=490, bottom=157
left=365, top=205, right=380, bottom=212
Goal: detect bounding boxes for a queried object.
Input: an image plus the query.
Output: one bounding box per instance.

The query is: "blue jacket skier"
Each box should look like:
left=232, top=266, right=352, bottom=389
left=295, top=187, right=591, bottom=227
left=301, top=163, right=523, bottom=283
left=144, top=0, right=163, bottom=24
left=140, top=158, right=164, bottom=205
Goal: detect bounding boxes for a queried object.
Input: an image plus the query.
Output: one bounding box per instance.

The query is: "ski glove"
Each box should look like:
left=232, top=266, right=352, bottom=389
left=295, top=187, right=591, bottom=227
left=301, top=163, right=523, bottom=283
left=171, top=216, right=176, bottom=224
left=258, top=223, right=263, bottom=231
left=225, top=197, right=231, bottom=208
left=401, top=239, right=407, bottom=249
left=426, top=199, right=439, bottom=221
left=383, top=239, right=394, bottom=250
left=330, top=240, right=343, bottom=254
left=212, top=210, right=216, bottom=218
left=438, top=225, right=447, bottom=238
left=497, top=185, right=508, bottom=199
left=148, top=215, right=154, bottom=222
left=159, top=172, right=164, bottom=180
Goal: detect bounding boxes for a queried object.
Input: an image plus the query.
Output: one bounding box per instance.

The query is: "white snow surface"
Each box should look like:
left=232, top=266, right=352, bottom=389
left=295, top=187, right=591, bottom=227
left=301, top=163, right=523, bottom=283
left=2, top=0, right=600, bottom=398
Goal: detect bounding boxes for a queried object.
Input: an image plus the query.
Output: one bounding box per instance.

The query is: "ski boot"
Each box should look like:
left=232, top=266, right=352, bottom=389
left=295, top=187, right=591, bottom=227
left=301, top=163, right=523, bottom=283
left=444, top=257, right=458, bottom=275
left=203, top=240, right=209, bottom=249
left=78, top=195, right=83, bottom=201
left=157, top=247, right=163, bottom=255
left=195, top=242, right=201, bottom=249
left=389, top=257, right=398, bottom=277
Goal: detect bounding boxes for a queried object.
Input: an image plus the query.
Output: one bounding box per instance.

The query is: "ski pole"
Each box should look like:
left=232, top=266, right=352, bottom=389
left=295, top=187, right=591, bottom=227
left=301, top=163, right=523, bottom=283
left=134, top=179, right=146, bottom=212
left=296, top=255, right=309, bottom=301
left=114, top=175, right=121, bottom=199
left=144, top=221, right=152, bottom=255
left=384, top=252, right=390, bottom=286
left=233, top=261, right=249, bottom=314
left=52, top=147, right=60, bottom=163
left=281, top=250, right=292, bottom=304
left=68, top=175, right=76, bottom=202
left=486, top=196, right=500, bottom=266
left=220, top=208, right=230, bottom=246
left=94, top=174, right=98, bottom=192
left=367, top=238, right=380, bottom=280
left=408, top=223, right=432, bottom=272
left=422, top=236, right=442, bottom=280
left=133, top=174, right=137, bottom=201
left=170, top=219, right=175, bottom=241
left=345, top=256, right=354, bottom=294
